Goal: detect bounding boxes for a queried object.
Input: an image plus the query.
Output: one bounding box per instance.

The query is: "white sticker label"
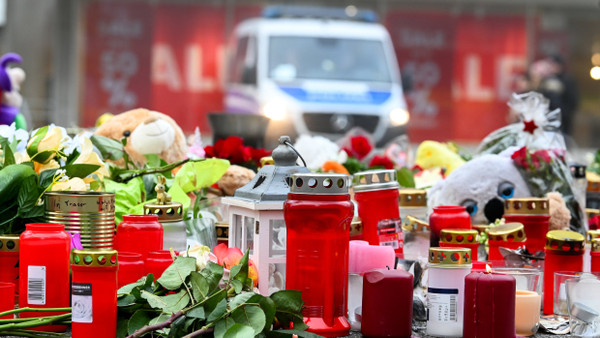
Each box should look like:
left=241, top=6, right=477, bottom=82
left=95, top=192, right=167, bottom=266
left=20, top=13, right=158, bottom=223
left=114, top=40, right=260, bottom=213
left=27, top=266, right=46, bottom=305
left=427, top=288, right=458, bottom=323
left=72, top=283, right=93, bottom=323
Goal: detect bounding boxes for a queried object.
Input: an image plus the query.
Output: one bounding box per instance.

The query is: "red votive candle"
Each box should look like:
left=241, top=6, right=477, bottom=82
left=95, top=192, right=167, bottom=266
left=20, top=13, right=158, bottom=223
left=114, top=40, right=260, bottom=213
left=361, top=268, right=413, bottom=337
left=0, top=282, right=15, bottom=319
left=117, top=252, right=144, bottom=288
left=285, top=173, right=354, bottom=337
left=429, top=205, right=471, bottom=248
left=0, top=235, right=19, bottom=303
left=592, top=239, right=600, bottom=273
left=504, top=198, right=550, bottom=254
left=542, top=230, right=584, bottom=315
left=463, top=271, right=516, bottom=338
left=145, top=250, right=173, bottom=279
left=487, top=223, right=527, bottom=262
left=19, top=223, right=70, bottom=332
left=71, top=249, right=118, bottom=338
left=439, top=228, right=479, bottom=261
left=353, top=170, right=400, bottom=246
left=115, top=215, right=163, bottom=260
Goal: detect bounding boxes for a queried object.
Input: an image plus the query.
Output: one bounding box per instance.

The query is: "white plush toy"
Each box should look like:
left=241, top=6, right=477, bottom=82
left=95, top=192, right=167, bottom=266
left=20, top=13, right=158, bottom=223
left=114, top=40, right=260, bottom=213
left=428, top=154, right=531, bottom=225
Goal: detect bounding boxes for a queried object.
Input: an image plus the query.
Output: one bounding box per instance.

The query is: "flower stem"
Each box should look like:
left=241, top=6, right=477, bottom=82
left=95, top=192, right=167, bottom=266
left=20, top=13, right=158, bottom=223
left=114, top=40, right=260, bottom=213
left=0, top=329, right=69, bottom=337
left=0, top=307, right=71, bottom=319
left=0, top=313, right=71, bottom=331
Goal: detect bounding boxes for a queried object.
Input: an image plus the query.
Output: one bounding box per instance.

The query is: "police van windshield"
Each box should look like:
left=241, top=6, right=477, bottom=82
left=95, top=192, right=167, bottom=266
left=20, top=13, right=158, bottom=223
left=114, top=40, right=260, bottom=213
left=268, top=36, right=391, bottom=83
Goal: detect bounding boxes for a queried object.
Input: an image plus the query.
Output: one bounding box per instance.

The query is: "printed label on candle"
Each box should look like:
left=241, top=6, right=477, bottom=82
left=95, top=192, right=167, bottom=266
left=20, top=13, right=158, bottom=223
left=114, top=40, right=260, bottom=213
left=72, top=283, right=93, bottom=323
left=27, top=265, right=46, bottom=305
left=427, top=287, right=459, bottom=323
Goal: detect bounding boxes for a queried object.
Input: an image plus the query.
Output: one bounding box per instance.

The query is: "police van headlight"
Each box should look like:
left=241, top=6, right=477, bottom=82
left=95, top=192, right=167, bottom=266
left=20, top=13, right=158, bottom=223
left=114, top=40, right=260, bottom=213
left=389, top=108, right=410, bottom=126
left=261, top=101, right=288, bottom=121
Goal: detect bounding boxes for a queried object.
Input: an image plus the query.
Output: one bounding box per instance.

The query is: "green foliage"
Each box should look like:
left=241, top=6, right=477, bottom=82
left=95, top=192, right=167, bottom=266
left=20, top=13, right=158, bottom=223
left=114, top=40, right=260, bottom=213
left=117, top=252, right=308, bottom=337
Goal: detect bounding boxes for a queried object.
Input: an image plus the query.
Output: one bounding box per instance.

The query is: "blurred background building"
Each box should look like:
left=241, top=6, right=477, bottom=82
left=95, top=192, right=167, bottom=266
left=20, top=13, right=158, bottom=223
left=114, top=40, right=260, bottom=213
left=1, top=0, right=600, bottom=147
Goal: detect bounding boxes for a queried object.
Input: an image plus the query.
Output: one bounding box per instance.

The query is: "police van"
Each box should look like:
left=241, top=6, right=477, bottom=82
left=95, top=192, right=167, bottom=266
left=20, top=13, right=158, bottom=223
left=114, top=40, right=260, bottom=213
left=224, top=5, right=409, bottom=146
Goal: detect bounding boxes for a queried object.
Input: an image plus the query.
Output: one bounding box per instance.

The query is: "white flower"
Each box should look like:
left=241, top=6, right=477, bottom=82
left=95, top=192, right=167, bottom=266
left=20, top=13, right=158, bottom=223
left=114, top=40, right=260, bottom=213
left=293, top=134, right=348, bottom=170
left=179, top=245, right=211, bottom=271
left=0, top=123, right=29, bottom=153
left=51, top=177, right=88, bottom=191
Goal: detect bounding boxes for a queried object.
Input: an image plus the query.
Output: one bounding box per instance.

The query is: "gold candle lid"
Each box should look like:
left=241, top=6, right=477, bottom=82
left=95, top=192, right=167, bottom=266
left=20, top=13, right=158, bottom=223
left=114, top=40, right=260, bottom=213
left=592, top=238, right=600, bottom=253
left=429, top=247, right=472, bottom=265
left=260, top=156, right=274, bottom=167
left=72, top=249, right=118, bottom=267
left=215, top=222, right=229, bottom=240
left=350, top=217, right=363, bottom=237
left=402, top=215, right=429, bottom=232
left=587, top=230, right=600, bottom=243
left=504, top=198, right=549, bottom=215
left=586, top=209, right=600, bottom=219
left=545, top=230, right=585, bottom=254
left=144, top=201, right=184, bottom=222
left=0, top=235, right=19, bottom=252
left=488, top=223, right=526, bottom=242
left=398, top=189, right=427, bottom=207
left=587, top=178, right=600, bottom=192
left=439, top=229, right=478, bottom=244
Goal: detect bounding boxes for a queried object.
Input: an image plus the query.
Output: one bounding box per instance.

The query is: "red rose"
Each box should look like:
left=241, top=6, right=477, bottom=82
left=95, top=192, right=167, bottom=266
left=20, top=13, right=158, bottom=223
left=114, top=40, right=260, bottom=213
left=343, top=135, right=373, bottom=160
left=369, top=155, right=395, bottom=169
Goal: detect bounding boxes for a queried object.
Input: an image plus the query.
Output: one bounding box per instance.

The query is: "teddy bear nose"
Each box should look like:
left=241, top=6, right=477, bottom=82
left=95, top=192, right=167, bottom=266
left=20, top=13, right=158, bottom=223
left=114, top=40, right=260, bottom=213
left=484, top=197, right=505, bottom=223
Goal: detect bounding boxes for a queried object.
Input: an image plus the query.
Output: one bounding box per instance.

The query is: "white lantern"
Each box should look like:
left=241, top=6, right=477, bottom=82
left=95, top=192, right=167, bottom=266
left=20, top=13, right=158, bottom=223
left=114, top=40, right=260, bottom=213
left=221, top=136, right=309, bottom=295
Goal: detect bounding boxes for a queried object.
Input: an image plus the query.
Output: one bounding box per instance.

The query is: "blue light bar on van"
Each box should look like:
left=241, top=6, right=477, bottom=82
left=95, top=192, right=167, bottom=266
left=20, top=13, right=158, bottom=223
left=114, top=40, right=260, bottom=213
left=262, top=5, right=378, bottom=23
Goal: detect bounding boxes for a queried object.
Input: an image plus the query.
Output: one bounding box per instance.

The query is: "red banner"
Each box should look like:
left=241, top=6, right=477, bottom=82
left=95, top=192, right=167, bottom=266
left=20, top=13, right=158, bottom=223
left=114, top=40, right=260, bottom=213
left=83, top=2, right=154, bottom=127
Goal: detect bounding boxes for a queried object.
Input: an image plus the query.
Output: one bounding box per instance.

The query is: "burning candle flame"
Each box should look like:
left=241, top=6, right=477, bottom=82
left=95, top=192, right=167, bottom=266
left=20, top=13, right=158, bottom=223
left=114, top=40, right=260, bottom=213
left=485, top=264, right=492, bottom=273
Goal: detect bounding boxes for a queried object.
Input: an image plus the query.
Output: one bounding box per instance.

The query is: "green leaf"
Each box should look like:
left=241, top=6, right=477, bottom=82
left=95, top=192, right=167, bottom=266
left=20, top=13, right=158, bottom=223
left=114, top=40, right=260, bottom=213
left=141, top=290, right=168, bottom=310
left=149, top=313, right=172, bottom=327
left=229, top=250, right=249, bottom=284
left=207, top=298, right=228, bottom=323
left=396, top=167, right=415, bottom=188
left=231, top=279, right=243, bottom=293
left=231, top=305, right=266, bottom=336
left=117, top=317, right=129, bottom=338
left=127, top=310, right=155, bottom=335
left=229, top=292, right=259, bottom=310
left=64, top=163, right=101, bottom=178
left=174, top=159, right=230, bottom=193
left=38, top=168, right=58, bottom=189
left=0, top=138, right=15, bottom=167
left=168, top=181, right=191, bottom=210
left=205, top=289, right=227, bottom=314
left=215, top=317, right=236, bottom=338
left=201, top=261, right=224, bottom=292
left=186, top=306, right=205, bottom=320
left=265, top=330, right=322, bottom=338
left=223, top=323, right=255, bottom=338
left=117, top=279, right=146, bottom=297
left=167, top=315, right=187, bottom=338
left=157, top=256, right=197, bottom=290
left=104, top=177, right=145, bottom=225
left=17, top=175, right=40, bottom=216
left=190, top=271, right=209, bottom=302
left=145, top=154, right=162, bottom=168
left=258, top=296, right=276, bottom=332
left=270, top=290, right=306, bottom=330
left=142, top=289, right=190, bottom=313
left=91, top=134, right=125, bottom=161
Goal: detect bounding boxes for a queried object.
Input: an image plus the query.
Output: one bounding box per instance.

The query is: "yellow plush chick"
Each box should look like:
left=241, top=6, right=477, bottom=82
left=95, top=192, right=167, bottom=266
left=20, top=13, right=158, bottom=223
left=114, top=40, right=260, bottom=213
left=415, top=140, right=466, bottom=174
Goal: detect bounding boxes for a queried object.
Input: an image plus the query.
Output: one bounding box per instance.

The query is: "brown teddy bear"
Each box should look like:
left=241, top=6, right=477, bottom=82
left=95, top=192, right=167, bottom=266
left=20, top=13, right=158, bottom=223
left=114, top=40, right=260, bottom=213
left=95, top=108, right=187, bottom=166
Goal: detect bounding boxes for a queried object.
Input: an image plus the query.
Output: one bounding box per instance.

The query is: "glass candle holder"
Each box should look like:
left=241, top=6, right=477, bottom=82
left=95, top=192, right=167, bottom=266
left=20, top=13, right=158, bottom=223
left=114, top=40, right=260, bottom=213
left=401, top=216, right=430, bottom=261
left=494, top=268, right=542, bottom=337
left=398, top=188, right=428, bottom=222
left=543, top=230, right=585, bottom=315
left=566, top=275, right=600, bottom=337
left=426, top=247, right=472, bottom=337
left=71, top=249, right=118, bottom=338
left=429, top=205, right=471, bottom=248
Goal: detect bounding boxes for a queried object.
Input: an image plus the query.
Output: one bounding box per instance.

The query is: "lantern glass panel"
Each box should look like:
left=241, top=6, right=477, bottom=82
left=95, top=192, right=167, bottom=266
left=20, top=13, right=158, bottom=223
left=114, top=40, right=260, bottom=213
left=269, top=263, right=286, bottom=292
left=244, top=216, right=255, bottom=255
left=233, top=214, right=243, bottom=249
left=269, top=219, right=286, bottom=258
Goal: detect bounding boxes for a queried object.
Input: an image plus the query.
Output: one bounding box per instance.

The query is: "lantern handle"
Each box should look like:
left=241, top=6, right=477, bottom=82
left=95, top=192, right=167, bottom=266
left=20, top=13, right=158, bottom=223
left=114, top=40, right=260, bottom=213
left=283, top=139, right=307, bottom=168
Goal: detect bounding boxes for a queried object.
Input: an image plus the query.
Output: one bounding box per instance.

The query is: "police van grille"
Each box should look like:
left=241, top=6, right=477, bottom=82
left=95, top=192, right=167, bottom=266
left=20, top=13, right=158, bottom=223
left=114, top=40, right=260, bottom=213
left=302, top=113, right=379, bottom=134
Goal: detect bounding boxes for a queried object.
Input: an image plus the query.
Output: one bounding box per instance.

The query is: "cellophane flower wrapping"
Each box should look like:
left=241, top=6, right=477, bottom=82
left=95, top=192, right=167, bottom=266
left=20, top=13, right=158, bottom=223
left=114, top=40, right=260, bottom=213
left=478, top=92, right=584, bottom=232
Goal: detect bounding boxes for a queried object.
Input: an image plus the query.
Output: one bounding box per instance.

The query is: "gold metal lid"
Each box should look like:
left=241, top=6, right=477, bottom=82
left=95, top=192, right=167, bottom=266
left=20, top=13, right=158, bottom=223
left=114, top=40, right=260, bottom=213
left=350, top=217, right=363, bottom=237
left=429, top=247, right=472, bottom=265
left=72, top=249, right=118, bottom=267
left=439, top=228, right=478, bottom=244
left=144, top=202, right=184, bottom=222
left=592, top=238, right=600, bottom=253
left=488, top=223, right=526, bottom=242
left=504, top=198, right=549, bottom=215
left=545, top=230, right=585, bottom=253
left=0, top=235, right=19, bottom=252
left=260, top=156, right=274, bottom=167
left=586, top=209, right=600, bottom=219
left=587, top=230, right=600, bottom=243
left=398, top=189, right=427, bottom=207
left=401, top=215, right=429, bottom=232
